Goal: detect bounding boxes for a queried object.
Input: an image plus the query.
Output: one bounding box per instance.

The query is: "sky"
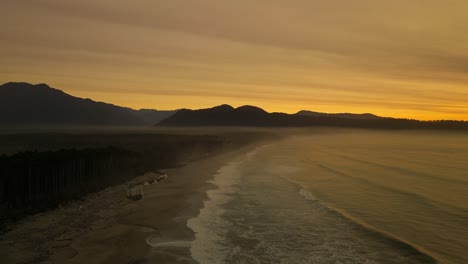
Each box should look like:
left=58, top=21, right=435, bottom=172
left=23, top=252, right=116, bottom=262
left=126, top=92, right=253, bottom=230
left=1, top=0, right=468, bottom=120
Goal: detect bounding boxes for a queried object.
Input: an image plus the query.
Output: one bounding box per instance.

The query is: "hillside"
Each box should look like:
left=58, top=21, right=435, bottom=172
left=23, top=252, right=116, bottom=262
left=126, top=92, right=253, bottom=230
left=296, top=110, right=381, bottom=119
left=0, top=82, right=175, bottom=126
left=158, top=104, right=468, bottom=130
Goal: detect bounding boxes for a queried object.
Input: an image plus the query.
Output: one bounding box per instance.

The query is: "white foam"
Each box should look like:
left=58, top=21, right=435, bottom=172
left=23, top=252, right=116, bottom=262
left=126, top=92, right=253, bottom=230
left=187, top=148, right=259, bottom=264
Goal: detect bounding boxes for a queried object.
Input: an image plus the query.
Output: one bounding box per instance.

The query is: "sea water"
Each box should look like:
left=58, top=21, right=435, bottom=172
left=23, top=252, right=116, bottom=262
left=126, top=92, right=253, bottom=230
left=188, top=130, right=468, bottom=264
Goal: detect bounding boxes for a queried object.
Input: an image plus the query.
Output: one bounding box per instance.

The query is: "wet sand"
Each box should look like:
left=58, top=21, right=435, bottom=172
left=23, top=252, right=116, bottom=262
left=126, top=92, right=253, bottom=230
left=0, top=147, right=254, bottom=264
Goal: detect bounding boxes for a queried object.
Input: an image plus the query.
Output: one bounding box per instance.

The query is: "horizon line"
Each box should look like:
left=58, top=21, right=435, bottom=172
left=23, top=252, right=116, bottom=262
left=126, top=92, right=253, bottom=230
left=2, top=81, right=468, bottom=122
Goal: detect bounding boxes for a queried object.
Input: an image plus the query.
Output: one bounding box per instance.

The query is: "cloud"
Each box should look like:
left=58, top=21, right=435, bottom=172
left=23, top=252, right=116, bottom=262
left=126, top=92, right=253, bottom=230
left=1, top=0, right=468, bottom=119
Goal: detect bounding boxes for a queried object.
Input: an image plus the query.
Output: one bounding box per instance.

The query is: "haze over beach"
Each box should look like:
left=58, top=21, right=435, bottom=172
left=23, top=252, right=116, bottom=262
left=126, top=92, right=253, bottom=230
left=1, top=1, right=468, bottom=264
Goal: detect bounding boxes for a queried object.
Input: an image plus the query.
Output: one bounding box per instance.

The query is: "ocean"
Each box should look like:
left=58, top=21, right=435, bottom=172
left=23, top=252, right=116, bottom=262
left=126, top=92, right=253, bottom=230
left=188, top=130, right=468, bottom=264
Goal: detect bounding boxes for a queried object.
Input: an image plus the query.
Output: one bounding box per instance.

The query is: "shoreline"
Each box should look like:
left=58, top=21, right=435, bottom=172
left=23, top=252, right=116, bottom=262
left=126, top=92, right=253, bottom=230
left=0, top=145, right=257, bottom=264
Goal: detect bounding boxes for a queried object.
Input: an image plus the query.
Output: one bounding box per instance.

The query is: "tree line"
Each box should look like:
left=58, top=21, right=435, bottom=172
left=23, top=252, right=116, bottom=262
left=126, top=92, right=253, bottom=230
left=0, top=135, right=234, bottom=227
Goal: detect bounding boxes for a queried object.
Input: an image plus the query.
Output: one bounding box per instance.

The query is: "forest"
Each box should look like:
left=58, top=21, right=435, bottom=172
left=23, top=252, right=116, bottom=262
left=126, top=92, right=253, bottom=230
left=0, top=131, right=270, bottom=227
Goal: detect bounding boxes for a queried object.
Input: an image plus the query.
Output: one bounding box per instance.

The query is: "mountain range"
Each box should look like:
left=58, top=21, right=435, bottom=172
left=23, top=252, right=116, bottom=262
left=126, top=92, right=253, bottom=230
left=158, top=104, right=389, bottom=127
left=1, top=82, right=467, bottom=130
left=0, top=82, right=175, bottom=126
left=158, top=104, right=468, bottom=130
left=296, top=110, right=381, bottom=120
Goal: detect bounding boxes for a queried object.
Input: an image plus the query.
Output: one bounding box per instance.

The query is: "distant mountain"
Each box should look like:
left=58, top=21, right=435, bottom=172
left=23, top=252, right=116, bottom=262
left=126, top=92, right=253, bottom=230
left=158, top=105, right=271, bottom=126
left=0, top=82, right=175, bottom=126
left=158, top=104, right=468, bottom=130
left=296, top=110, right=381, bottom=120
left=158, top=104, right=386, bottom=127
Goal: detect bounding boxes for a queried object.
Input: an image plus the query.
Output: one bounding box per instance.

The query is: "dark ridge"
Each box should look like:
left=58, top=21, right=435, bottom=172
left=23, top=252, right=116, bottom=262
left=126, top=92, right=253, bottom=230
left=158, top=104, right=268, bottom=126
left=236, top=105, right=268, bottom=114
left=158, top=105, right=468, bottom=130
left=0, top=82, right=176, bottom=126
left=296, top=110, right=381, bottom=120
left=211, top=104, right=235, bottom=112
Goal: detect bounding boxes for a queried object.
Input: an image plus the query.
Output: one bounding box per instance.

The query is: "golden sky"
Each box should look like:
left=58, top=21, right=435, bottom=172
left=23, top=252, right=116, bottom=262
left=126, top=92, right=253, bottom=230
left=2, top=0, right=468, bottom=120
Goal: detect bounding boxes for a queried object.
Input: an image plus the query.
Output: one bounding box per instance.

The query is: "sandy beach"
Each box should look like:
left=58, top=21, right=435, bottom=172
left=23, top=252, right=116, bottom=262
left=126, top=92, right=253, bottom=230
left=0, top=146, right=255, bottom=264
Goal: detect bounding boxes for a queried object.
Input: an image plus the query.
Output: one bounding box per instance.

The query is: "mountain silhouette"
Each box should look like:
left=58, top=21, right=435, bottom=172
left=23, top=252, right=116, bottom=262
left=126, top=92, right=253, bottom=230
left=296, top=110, right=381, bottom=119
left=0, top=82, right=175, bottom=126
left=158, top=105, right=273, bottom=126
left=158, top=104, right=468, bottom=130
left=158, top=104, right=387, bottom=127
left=3, top=82, right=467, bottom=130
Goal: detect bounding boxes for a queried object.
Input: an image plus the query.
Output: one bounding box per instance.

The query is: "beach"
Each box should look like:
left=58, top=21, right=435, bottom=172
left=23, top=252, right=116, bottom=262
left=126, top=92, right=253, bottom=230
left=1, top=130, right=467, bottom=264
left=0, top=146, right=255, bottom=264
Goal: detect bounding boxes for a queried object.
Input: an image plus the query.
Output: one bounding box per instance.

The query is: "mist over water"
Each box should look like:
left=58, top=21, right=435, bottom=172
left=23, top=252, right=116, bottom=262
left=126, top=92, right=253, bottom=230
left=188, top=130, right=468, bottom=264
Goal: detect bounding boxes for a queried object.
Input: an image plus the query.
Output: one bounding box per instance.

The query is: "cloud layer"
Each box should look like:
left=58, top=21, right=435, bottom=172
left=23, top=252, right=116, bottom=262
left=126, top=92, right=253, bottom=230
left=2, top=0, right=468, bottom=119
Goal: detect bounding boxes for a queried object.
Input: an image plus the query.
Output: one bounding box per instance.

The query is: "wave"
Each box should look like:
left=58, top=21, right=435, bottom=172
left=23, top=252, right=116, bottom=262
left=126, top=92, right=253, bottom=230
left=187, top=147, right=261, bottom=264
left=186, top=143, right=443, bottom=264
left=319, top=164, right=450, bottom=209
left=336, top=153, right=468, bottom=186
left=295, top=185, right=438, bottom=264
left=319, top=163, right=468, bottom=220
left=316, top=147, right=468, bottom=173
